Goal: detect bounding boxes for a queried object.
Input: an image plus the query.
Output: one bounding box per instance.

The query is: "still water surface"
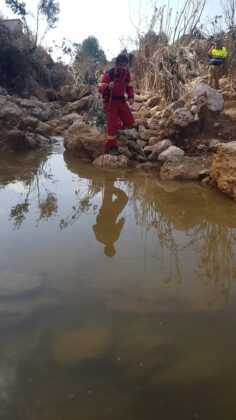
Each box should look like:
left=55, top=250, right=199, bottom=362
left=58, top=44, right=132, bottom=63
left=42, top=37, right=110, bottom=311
left=0, top=142, right=236, bottom=419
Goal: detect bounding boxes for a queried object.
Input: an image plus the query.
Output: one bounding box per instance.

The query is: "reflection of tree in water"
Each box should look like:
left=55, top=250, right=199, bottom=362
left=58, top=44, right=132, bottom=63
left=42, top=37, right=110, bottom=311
left=128, top=175, right=236, bottom=303
left=185, top=222, right=236, bottom=305
left=10, top=197, right=30, bottom=229
left=59, top=183, right=98, bottom=229
left=9, top=161, right=58, bottom=229
left=130, top=177, right=182, bottom=284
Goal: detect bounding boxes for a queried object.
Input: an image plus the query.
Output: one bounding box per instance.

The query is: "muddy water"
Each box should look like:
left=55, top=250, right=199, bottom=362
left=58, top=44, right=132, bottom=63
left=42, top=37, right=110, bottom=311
left=0, top=142, right=236, bottom=420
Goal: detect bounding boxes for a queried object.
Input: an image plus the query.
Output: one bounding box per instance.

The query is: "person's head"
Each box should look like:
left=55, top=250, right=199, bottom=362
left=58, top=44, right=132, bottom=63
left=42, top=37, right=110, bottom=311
left=104, top=244, right=116, bottom=257
left=214, top=38, right=223, bottom=48
left=115, top=53, right=129, bottom=69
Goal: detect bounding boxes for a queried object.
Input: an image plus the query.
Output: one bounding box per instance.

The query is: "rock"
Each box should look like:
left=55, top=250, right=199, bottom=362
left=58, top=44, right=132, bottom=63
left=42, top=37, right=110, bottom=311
left=134, top=94, right=149, bottom=103
left=223, top=107, right=236, bottom=121
left=148, top=139, right=173, bottom=160
left=147, top=95, right=161, bottom=108
left=93, top=154, right=128, bottom=168
left=173, top=107, right=195, bottom=127
left=0, top=102, right=22, bottom=129
left=209, top=139, right=220, bottom=151
left=0, top=95, right=7, bottom=106
left=57, top=85, right=91, bottom=103
left=126, top=140, right=142, bottom=153
left=190, top=105, right=199, bottom=114
left=188, top=82, right=224, bottom=112
left=143, top=145, right=154, bottom=155
left=0, top=87, right=8, bottom=96
left=130, top=102, right=143, bottom=112
left=4, top=130, right=26, bottom=150
left=138, top=126, right=158, bottom=141
left=35, top=134, right=51, bottom=145
left=45, top=88, right=57, bottom=102
left=19, top=116, right=39, bottom=130
left=210, top=141, right=236, bottom=200
left=0, top=270, right=43, bottom=298
left=64, top=122, right=104, bottom=159
left=136, top=139, right=147, bottom=148
left=117, top=146, right=133, bottom=158
left=158, top=146, right=185, bottom=162
left=160, top=156, right=212, bottom=180
left=150, top=105, right=162, bottom=115
left=25, top=132, right=38, bottom=148
left=148, top=114, right=162, bottom=130
left=35, top=121, right=53, bottom=137
left=197, top=144, right=205, bottom=150
left=133, top=118, right=149, bottom=128
left=30, top=107, right=50, bottom=122
left=50, top=112, right=82, bottom=134
left=20, top=98, right=47, bottom=110
left=149, top=136, right=162, bottom=145
left=64, top=95, right=93, bottom=114
left=136, top=155, right=148, bottom=162
left=121, top=128, right=139, bottom=140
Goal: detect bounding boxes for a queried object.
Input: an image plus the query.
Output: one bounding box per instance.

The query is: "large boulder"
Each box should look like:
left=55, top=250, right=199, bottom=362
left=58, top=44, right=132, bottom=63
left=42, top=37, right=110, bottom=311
left=146, top=81, right=225, bottom=145
left=160, top=156, right=212, bottom=180
left=158, top=146, right=185, bottom=162
left=20, top=98, right=48, bottom=110
left=210, top=141, right=236, bottom=200
left=187, top=82, right=224, bottom=112
left=49, top=112, right=83, bottom=135
left=147, top=139, right=173, bottom=160
left=64, top=121, right=104, bottom=159
left=63, top=95, right=93, bottom=114
left=57, top=85, right=91, bottom=103
left=0, top=101, right=22, bottom=130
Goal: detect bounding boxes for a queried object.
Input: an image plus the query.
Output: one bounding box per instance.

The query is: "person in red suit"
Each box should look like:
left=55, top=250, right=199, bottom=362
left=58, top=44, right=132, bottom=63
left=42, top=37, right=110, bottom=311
left=99, top=54, right=134, bottom=155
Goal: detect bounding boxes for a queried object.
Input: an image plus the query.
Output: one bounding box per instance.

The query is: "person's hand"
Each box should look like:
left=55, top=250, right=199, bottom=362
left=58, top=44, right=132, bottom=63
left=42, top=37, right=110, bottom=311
left=108, top=81, right=114, bottom=89
left=128, top=98, right=134, bottom=106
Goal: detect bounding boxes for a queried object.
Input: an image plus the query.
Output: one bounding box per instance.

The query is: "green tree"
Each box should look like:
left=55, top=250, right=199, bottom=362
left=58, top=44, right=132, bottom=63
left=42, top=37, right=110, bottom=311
left=76, top=36, right=106, bottom=63
left=5, top=0, right=27, bottom=16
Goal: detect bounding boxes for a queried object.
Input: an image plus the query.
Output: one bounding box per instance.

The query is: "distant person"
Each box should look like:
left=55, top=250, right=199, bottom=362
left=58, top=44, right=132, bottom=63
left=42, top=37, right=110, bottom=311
left=93, top=182, right=128, bottom=257
left=98, top=53, right=135, bottom=156
left=208, top=38, right=228, bottom=90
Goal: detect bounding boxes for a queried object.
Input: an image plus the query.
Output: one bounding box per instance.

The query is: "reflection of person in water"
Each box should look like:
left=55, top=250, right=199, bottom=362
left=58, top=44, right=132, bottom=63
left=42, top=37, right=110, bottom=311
left=93, top=182, right=128, bottom=257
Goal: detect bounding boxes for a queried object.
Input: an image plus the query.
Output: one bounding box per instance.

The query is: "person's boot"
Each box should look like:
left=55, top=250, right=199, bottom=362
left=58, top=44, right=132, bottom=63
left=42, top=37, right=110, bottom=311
left=107, top=146, right=119, bottom=156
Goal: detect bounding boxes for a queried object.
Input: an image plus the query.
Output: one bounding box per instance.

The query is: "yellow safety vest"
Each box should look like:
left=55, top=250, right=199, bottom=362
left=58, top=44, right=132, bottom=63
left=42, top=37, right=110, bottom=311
left=211, top=47, right=228, bottom=58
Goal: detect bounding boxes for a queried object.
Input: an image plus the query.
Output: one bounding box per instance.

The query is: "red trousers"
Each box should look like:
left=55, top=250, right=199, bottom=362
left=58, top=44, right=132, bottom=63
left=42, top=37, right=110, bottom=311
left=104, top=99, right=134, bottom=148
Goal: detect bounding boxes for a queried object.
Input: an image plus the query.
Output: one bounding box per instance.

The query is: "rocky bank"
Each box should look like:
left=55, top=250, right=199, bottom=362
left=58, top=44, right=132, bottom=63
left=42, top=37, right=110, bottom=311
left=1, top=77, right=236, bottom=201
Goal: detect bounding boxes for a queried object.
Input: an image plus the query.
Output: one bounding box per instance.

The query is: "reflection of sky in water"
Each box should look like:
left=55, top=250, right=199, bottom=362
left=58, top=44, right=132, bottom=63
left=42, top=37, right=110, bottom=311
left=0, top=152, right=236, bottom=309
left=0, top=148, right=236, bottom=419
left=6, top=182, right=29, bottom=194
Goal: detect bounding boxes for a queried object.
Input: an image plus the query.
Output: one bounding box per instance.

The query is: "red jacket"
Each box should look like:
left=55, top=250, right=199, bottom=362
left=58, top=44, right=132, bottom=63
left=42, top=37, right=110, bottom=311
left=99, top=66, right=134, bottom=101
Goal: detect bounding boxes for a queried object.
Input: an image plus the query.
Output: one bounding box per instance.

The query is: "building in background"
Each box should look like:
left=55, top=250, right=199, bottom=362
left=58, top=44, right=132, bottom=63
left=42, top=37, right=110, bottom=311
left=2, top=19, right=23, bottom=36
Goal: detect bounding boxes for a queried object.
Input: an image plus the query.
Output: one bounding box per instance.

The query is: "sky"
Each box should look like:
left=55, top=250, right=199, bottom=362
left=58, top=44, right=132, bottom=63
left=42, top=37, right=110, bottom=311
left=1, top=0, right=224, bottom=62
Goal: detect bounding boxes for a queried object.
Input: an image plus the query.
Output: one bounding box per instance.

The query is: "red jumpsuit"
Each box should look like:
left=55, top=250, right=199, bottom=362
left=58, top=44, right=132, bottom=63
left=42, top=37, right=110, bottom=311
left=99, top=66, right=134, bottom=149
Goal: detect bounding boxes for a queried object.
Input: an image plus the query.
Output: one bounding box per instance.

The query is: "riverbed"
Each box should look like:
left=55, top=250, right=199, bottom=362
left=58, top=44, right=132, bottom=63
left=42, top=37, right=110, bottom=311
left=0, top=141, right=236, bottom=420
